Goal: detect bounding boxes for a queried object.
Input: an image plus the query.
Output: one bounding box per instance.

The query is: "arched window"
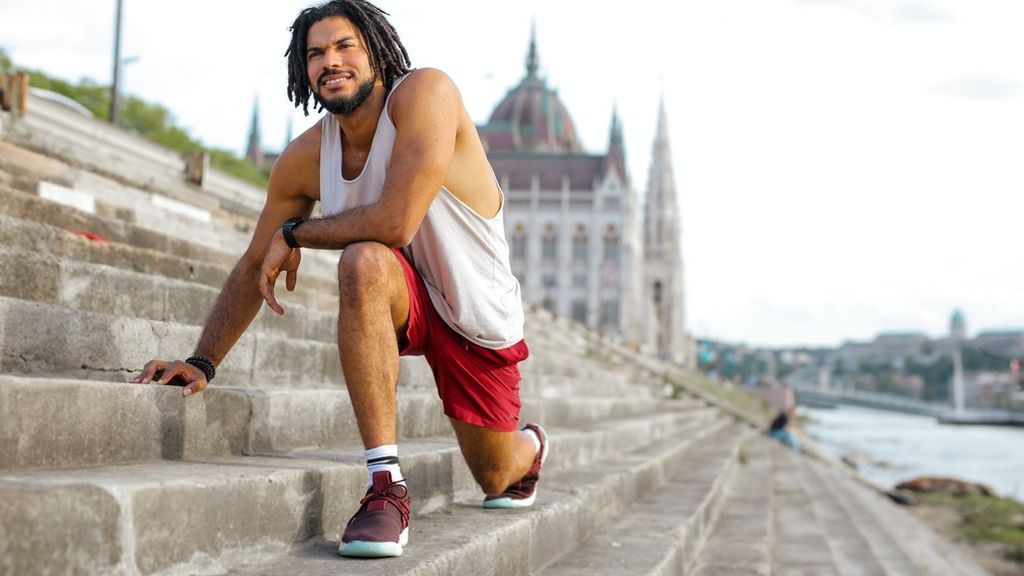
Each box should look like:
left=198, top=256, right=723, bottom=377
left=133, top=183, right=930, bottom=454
left=542, top=224, right=557, bottom=262
left=572, top=224, right=588, bottom=264
left=653, top=281, right=663, bottom=306
left=511, top=223, right=526, bottom=260
left=603, top=225, right=619, bottom=261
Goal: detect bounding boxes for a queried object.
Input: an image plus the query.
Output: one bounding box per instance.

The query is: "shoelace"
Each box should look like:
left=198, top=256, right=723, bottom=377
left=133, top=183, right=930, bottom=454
left=360, top=481, right=411, bottom=526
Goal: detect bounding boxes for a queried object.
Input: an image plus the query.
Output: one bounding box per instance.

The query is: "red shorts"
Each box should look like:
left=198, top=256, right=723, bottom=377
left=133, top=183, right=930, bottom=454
left=393, top=248, right=529, bottom=432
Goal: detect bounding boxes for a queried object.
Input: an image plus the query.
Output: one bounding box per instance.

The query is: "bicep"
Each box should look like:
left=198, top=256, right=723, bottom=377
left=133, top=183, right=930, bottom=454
left=377, top=72, right=460, bottom=232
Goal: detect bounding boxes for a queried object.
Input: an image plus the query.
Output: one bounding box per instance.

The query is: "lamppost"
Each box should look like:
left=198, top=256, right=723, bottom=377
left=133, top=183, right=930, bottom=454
left=109, top=0, right=124, bottom=125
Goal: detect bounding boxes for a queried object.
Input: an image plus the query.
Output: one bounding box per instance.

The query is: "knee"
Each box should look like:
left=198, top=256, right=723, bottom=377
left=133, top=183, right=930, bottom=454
left=338, top=242, right=392, bottom=301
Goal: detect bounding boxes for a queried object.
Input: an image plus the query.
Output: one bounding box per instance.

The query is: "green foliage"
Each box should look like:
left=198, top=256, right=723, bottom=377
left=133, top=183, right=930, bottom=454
left=208, top=149, right=268, bottom=187
left=0, top=48, right=13, bottom=72
left=920, top=493, right=1024, bottom=564
left=5, top=51, right=268, bottom=187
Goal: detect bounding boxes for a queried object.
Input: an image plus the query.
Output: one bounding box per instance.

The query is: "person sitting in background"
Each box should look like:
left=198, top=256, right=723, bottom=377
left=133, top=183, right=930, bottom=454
left=769, top=405, right=801, bottom=452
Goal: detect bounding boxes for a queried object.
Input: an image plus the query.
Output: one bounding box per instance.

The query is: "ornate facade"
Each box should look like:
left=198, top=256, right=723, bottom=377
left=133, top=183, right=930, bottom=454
left=480, top=31, right=690, bottom=364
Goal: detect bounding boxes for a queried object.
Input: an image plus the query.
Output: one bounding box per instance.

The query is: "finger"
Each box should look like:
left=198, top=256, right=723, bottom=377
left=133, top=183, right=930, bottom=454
left=131, top=360, right=165, bottom=384
left=154, top=363, right=184, bottom=385
left=260, top=268, right=285, bottom=316
left=182, top=377, right=208, bottom=398
left=286, top=267, right=297, bottom=292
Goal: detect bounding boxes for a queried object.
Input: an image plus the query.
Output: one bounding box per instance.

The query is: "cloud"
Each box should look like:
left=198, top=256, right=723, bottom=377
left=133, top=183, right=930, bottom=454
left=932, top=76, right=1020, bottom=100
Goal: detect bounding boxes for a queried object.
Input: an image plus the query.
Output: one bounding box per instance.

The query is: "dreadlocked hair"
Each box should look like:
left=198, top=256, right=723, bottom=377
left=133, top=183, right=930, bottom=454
left=285, top=0, right=412, bottom=116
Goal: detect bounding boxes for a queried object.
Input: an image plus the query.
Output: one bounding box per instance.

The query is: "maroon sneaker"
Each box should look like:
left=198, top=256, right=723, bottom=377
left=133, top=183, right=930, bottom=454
left=483, top=423, right=549, bottom=508
left=338, top=471, right=411, bottom=558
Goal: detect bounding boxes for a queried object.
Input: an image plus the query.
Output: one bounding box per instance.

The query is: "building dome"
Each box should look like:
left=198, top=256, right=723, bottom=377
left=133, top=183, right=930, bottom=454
left=480, top=30, right=581, bottom=154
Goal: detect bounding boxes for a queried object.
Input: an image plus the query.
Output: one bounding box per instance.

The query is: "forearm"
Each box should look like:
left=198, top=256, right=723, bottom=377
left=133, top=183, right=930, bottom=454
left=193, top=258, right=265, bottom=366
left=293, top=204, right=409, bottom=250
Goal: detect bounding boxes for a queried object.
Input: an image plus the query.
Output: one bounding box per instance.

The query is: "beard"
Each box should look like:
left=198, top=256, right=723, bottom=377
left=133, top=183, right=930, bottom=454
left=313, top=74, right=376, bottom=115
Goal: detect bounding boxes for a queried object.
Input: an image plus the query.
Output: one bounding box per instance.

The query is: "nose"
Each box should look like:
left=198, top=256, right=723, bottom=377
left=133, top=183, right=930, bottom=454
left=323, top=47, right=345, bottom=72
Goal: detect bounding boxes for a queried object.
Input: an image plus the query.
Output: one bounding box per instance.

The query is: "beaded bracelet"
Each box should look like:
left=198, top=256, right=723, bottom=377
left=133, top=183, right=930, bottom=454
left=185, top=355, right=216, bottom=382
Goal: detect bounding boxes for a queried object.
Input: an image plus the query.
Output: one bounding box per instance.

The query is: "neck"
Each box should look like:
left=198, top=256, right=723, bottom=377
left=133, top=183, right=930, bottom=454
left=333, top=83, right=388, bottom=150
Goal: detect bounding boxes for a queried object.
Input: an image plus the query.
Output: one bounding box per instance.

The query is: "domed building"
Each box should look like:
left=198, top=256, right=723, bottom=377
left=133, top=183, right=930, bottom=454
left=480, top=29, right=689, bottom=365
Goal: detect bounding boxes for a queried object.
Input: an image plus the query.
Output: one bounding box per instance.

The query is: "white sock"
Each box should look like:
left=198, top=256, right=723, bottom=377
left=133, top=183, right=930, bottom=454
left=365, top=445, right=404, bottom=487
left=523, top=427, right=541, bottom=455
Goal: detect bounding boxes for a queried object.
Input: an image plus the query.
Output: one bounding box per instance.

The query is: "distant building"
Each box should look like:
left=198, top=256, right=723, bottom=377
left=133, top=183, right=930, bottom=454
left=834, top=332, right=928, bottom=369
left=245, top=97, right=264, bottom=171
left=478, top=29, right=691, bottom=363
left=245, top=98, right=285, bottom=170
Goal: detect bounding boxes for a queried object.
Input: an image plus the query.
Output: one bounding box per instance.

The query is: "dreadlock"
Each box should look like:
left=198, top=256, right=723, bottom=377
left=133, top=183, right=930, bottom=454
left=285, top=0, right=412, bottom=116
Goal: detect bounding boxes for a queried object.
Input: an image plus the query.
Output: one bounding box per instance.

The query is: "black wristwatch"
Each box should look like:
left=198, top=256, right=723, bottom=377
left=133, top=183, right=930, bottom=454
left=281, top=217, right=304, bottom=249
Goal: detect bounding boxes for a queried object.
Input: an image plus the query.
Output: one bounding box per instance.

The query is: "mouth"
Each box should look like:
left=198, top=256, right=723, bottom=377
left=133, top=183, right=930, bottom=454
left=319, top=71, right=353, bottom=88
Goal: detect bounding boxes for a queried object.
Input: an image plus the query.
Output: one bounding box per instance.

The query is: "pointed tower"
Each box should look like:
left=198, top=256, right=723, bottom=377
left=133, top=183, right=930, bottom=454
left=643, top=97, right=688, bottom=364
left=246, top=97, right=264, bottom=170
left=601, top=104, right=627, bottom=182
left=284, top=116, right=294, bottom=149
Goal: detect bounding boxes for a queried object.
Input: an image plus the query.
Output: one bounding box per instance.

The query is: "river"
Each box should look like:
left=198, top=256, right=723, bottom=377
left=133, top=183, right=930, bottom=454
left=801, top=404, right=1024, bottom=500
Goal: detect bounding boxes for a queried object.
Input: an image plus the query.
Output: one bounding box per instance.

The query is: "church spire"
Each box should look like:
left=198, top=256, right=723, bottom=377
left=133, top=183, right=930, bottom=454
left=526, top=19, right=539, bottom=79
left=245, top=96, right=263, bottom=170
left=642, top=95, right=687, bottom=364
left=602, top=103, right=627, bottom=181
left=645, top=95, right=678, bottom=255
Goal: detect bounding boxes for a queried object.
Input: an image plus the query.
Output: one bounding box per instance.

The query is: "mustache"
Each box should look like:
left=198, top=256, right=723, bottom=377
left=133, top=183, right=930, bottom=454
left=317, top=69, right=352, bottom=86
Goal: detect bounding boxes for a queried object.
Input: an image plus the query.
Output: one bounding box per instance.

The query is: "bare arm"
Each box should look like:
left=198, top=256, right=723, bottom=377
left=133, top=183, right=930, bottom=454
left=258, top=69, right=461, bottom=312
left=299, top=69, right=458, bottom=248
left=132, top=136, right=317, bottom=395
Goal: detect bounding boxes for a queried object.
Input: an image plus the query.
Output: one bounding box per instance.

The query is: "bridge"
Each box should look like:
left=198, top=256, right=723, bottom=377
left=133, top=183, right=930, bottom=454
left=794, top=384, right=948, bottom=417
left=794, top=384, right=1024, bottom=425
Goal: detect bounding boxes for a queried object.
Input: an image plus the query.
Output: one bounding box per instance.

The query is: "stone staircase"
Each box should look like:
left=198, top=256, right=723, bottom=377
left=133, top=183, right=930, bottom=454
left=0, top=95, right=988, bottom=575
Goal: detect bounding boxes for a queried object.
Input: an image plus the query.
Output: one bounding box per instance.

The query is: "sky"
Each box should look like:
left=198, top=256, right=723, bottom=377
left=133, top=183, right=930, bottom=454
left=2, top=0, right=1023, bottom=348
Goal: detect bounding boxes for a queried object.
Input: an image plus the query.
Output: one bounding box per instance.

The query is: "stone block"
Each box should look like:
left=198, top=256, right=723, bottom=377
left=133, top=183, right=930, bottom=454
left=0, top=481, right=123, bottom=576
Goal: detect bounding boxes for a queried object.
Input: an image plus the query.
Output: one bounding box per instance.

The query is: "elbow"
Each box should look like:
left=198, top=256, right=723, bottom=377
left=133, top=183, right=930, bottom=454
left=380, top=213, right=420, bottom=248
left=371, top=220, right=415, bottom=248
left=389, top=223, right=418, bottom=248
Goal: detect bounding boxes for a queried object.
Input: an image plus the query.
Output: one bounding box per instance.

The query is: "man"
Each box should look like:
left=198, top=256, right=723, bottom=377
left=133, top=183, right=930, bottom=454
left=131, top=0, right=546, bottom=559
left=768, top=405, right=801, bottom=452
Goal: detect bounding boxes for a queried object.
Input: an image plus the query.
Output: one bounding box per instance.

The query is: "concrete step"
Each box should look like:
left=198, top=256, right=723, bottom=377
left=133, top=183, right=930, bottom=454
left=0, top=182, right=342, bottom=283
left=0, top=212, right=338, bottom=312
left=0, top=411, right=725, bottom=576
left=536, top=426, right=750, bottom=576
left=690, top=436, right=775, bottom=576
left=802, top=455, right=988, bottom=576
left=0, top=246, right=340, bottom=344
left=5, top=96, right=266, bottom=221
left=0, top=294, right=654, bottom=409
left=793, top=452, right=906, bottom=575
left=770, top=448, right=842, bottom=575
left=0, top=374, right=703, bottom=471
left=0, top=295, right=348, bottom=388
left=0, top=245, right=659, bottom=394
left=226, top=419, right=740, bottom=576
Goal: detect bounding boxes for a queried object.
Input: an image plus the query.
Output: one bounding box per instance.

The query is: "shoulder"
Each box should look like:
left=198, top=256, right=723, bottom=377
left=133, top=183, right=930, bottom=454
left=388, top=68, right=462, bottom=119
left=268, top=119, right=323, bottom=198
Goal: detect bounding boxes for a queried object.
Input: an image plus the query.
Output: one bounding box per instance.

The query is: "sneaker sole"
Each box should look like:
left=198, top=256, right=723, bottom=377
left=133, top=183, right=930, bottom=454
left=482, top=492, right=537, bottom=508
left=481, top=424, right=548, bottom=509
left=338, top=527, right=408, bottom=558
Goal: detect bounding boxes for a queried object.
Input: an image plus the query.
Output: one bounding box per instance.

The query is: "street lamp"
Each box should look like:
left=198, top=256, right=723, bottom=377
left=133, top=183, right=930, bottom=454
left=109, top=0, right=124, bottom=124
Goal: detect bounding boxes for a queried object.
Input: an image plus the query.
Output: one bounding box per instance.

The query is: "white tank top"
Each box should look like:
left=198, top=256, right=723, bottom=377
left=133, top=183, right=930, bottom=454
left=319, top=73, right=524, bottom=349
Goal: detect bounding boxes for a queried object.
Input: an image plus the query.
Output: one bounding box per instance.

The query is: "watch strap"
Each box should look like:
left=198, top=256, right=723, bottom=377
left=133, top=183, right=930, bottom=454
left=282, top=217, right=304, bottom=249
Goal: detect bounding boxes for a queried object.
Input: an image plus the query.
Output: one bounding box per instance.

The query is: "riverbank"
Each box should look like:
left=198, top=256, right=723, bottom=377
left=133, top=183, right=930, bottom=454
left=907, top=493, right=1024, bottom=576
left=800, top=404, right=1024, bottom=574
